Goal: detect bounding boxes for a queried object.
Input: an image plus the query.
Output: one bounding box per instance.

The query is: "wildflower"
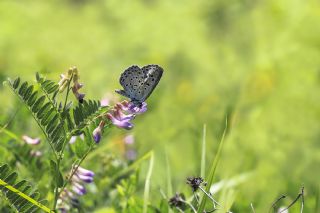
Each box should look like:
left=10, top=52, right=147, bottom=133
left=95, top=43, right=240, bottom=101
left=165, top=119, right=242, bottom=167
left=186, top=177, right=204, bottom=192
left=117, top=100, right=147, bottom=114
left=106, top=112, right=133, bottom=130
left=57, top=189, right=78, bottom=212
left=124, top=134, right=134, bottom=145
left=112, top=108, right=136, bottom=121
left=71, top=67, right=85, bottom=103
left=71, top=182, right=86, bottom=195
left=70, top=165, right=94, bottom=195
left=57, top=166, right=95, bottom=212
left=75, top=165, right=95, bottom=177
left=72, top=87, right=85, bottom=103
left=169, top=193, right=186, bottom=209
left=22, top=135, right=41, bottom=145
left=92, top=121, right=105, bottom=143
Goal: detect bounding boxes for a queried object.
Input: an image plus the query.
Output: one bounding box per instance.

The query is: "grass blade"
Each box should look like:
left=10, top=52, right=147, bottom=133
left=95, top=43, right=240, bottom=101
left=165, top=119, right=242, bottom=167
left=201, top=124, right=207, bottom=178
left=165, top=151, right=173, bottom=213
left=198, top=116, right=229, bottom=213
left=143, top=151, right=154, bottom=213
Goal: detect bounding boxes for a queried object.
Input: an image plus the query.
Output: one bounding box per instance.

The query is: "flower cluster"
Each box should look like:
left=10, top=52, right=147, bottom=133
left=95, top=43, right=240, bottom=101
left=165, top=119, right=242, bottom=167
left=106, top=100, right=147, bottom=130
left=92, top=100, right=147, bottom=143
left=169, top=193, right=186, bottom=209
left=57, top=166, right=95, bottom=212
left=186, top=177, right=206, bottom=192
left=58, top=67, right=85, bottom=103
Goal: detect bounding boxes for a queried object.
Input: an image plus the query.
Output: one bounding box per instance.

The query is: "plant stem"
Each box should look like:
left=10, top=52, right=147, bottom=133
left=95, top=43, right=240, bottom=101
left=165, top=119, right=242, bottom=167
left=52, top=74, right=74, bottom=210
left=52, top=160, right=61, bottom=210
left=199, top=186, right=220, bottom=208
left=181, top=200, right=197, bottom=213
left=143, top=151, right=154, bottom=213
left=56, top=143, right=94, bottom=204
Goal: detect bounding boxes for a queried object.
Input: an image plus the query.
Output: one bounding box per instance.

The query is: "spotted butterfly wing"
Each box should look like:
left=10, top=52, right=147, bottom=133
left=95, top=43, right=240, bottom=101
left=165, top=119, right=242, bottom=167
left=116, top=64, right=163, bottom=106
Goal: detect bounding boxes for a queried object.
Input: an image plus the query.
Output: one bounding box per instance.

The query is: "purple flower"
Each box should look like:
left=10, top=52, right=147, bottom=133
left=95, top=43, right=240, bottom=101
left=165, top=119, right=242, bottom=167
left=75, top=174, right=94, bottom=183
left=22, top=135, right=41, bottom=145
left=58, top=165, right=95, bottom=212
left=92, top=127, right=102, bottom=143
left=186, top=177, right=205, bottom=192
left=72, top=86, right=85, bottom=103
left=72, top=182, right=86, bottom=195
left=125, top=150, right=137, bottom=161
left=92, top=121, right=105, bottom=143
left=112, top=108, right=135, bottom=121
left=106, top=113, right=133, bottom=130
left=118, top=101, right=147, bottom=114
left=75, top=166, right=95, bottom=177
left=124, top=134, right=134, bottom=145
left=169, top=193, right=186, bottom=209
left=72, top=166, right=95, bottom=183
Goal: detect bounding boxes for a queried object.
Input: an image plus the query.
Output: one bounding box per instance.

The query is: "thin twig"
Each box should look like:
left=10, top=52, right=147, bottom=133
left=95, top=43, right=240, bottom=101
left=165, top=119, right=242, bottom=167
left=279, top=187, right=304, bottom=213
left=181, top=200, right=197, bottom=213
left=57, top=143, right=94, bottom=197
left=199, top=186, right=221, bottom=207
left=269, top=195, right=286, bottom=213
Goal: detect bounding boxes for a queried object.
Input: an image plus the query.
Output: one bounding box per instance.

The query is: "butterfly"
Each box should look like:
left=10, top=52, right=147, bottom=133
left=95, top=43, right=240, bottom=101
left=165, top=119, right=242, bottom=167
left=115, top=64, right=163, bottom=107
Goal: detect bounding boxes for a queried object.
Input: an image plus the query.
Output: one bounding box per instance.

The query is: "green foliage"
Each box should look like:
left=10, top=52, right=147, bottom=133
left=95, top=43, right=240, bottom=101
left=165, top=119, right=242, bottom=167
left=6, top=76, right=66, bottom=152
left=0, top=164, right=51, bottom=213
left=73, top=100, right=105, bottom=133
left=1, top=0, right=320, bottom=212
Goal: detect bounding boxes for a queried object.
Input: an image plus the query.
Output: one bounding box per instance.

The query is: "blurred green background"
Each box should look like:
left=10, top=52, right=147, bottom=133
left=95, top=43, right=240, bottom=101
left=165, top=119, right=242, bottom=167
left=1, top=0, right=320, bottom=211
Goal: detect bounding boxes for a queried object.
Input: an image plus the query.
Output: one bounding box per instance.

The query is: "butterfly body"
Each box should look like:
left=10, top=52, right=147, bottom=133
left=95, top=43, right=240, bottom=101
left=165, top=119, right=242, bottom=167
left=116, top=64, right=163, bottom=107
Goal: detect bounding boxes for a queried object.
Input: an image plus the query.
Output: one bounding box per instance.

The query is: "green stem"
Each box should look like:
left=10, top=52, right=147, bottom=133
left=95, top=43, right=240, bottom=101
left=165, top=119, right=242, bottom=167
left=52, top=75, right=73, bottom=210
left=52, top=160, right=61, bottom=210
left=143, top=151, right=154, bottom=213
left=56, top=143, right=94, bottom=203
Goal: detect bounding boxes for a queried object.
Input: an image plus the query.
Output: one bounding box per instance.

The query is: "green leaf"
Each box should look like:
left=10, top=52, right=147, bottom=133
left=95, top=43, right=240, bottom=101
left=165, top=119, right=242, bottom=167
left=31, top=95, right=46, bottom=112
left=12, top=77, right=20, bottom=89
left=74, top=139, right=89, bottom=158
left=18, top=82, right=28, bottom=96
left=0, top=164, right=51, bottom=213
left=50, top=160, right=64, bottom=188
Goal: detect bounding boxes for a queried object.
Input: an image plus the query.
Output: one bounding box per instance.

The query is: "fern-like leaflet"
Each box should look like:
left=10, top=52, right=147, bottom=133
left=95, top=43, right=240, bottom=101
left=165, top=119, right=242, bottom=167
left=0, top=164, right=51, bottom=213
left=5, top=76, right=66, bottom=152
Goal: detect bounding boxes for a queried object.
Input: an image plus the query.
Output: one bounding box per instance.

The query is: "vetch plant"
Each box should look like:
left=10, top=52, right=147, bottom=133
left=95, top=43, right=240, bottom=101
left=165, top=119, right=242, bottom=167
left=0, top=64, right=163, bottom=212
